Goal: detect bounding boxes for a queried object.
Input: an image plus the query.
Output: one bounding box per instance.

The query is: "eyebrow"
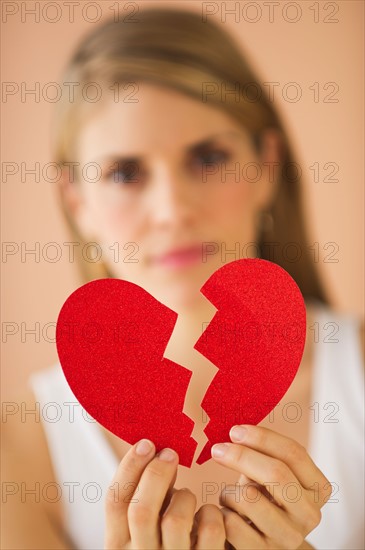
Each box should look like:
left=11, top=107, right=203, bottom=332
left=94, top=130, right=243, bottom=166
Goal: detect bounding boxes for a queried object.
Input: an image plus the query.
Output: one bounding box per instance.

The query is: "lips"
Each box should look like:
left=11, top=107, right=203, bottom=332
left=152, top=244, right=204, bottom=268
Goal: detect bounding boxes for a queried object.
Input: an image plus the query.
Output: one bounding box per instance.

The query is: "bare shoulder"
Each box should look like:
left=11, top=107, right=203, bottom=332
left=1, top=386, right=72, bottom=549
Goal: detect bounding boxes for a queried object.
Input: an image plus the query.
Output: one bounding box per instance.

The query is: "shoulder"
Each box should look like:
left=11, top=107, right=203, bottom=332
left=1, top=385, right=69, bottom=549
left=316, top=304, right=364, bottom=364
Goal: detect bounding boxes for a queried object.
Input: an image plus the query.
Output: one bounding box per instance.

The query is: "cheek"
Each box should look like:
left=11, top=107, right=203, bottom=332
left=87, top=193, right=136, bottom=242
left=207, top=179, right=255, bottom=225
left=87, top=200, right=143, bottom=278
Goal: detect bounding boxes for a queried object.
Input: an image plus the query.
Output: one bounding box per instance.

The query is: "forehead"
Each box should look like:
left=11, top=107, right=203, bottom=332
left=76, top=82, right=251, bottom=161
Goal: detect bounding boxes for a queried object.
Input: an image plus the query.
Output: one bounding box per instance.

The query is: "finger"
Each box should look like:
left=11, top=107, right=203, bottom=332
left=229, top=425, right=331, bottom=504
left=161, top=488, right=197, bottom=549
left=104, top=438, right=156, bottom=549
left=159, top=470, right=178, bottom=518
left=212, top=441, right=301, bottom=509
left=220, top=484, right=305, bottom=548
left=216, top=443, right=321, bottom=534
left=128, top=447, right=179, bottom=549
left=194, top=504, right=226, bottom=550
left=238, top=476, right=280, bottom=506
left=221, top=507, right=264, bottom=549
left=211, top=441, right=323, bottom=530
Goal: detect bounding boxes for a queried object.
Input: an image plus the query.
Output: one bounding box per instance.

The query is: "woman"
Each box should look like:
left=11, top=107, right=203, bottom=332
left=2, top=8, right=364, bottom=550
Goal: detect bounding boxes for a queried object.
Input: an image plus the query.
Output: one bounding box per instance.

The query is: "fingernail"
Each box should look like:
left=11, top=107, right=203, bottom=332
left=158, top=448, right=176, bottom=462
left=211, top=443, right=229, bottom=458
left=135, top=439, right=153, bottom=456
left=230, top=425, right=247, bottom=442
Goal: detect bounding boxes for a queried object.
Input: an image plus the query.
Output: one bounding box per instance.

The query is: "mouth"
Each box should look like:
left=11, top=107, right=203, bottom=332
left=151, top=244, right=205, bottom=269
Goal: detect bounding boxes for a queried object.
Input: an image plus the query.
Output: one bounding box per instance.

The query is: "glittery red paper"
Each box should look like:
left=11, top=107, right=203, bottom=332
left=56, top=279, right=197, bottom=467
left=56, top=258, right=306, bottom=468
left=195, top=258, right=306, bottom=464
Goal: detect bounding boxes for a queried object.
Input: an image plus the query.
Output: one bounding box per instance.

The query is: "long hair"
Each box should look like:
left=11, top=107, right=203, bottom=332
left=52, top=8, right=329, bottom=304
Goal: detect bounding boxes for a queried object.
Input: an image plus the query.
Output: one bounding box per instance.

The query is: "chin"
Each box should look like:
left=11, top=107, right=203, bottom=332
left=116, top=262, right=219, bottom=312
left=150, top=281, right=204, bottom=313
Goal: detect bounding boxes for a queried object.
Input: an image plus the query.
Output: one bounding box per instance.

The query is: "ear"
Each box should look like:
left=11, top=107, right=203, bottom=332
left=255, top=128, right=284, bottom=211
left=59, top=167, right=95, bottom=241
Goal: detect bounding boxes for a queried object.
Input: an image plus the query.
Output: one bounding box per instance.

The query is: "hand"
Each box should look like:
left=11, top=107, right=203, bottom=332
left=104, top=438, right=226, bottom=549
left=210, top=425, right=332, bottom=549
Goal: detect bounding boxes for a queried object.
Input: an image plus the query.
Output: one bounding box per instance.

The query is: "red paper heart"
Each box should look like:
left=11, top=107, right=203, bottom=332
left=56, top=258, right=306, bottom=468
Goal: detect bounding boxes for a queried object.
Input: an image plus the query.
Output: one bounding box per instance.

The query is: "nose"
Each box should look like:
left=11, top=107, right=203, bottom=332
left=146, top=163, right=197, bottom=229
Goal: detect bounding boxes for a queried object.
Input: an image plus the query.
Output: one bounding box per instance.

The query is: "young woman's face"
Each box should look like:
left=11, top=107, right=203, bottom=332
left=73, top=83, right=277, bottom=310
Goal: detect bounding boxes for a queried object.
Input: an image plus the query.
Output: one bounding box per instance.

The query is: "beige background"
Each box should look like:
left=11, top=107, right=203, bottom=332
left=2, top=0, right=364, bottom=399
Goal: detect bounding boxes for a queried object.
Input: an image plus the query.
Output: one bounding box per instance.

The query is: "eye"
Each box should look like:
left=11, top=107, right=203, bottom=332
left=191, top=148, right=230, bottom=169
left=105, top=161, right=141, bottom=185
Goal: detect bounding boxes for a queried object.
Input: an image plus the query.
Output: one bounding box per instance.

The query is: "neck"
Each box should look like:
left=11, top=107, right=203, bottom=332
left=166, top=296, right=217, bottom=354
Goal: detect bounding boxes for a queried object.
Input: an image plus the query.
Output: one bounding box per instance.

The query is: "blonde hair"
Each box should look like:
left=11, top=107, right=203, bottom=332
left=53, top=7, right=329, bottom=303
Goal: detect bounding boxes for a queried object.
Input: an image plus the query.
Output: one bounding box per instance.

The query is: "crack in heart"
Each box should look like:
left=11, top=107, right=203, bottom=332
left=56, top=259, right=306, bottom=469
left=163, top=312, right=218, bottom=467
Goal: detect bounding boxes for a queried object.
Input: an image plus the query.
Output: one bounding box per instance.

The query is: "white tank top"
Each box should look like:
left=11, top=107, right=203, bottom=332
left=29, top=306, right=364, bottom=550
